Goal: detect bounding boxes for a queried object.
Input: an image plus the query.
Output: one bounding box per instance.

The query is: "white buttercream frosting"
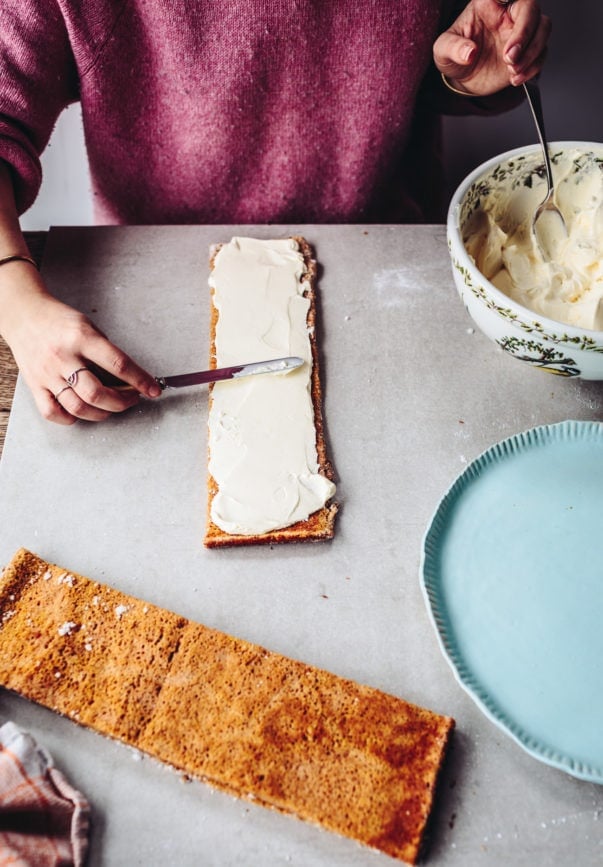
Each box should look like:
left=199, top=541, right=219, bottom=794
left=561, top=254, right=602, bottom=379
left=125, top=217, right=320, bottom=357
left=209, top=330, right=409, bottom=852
left=464, top=149, right=603, bottom=329
left=208, top=237, right=335, bottom=535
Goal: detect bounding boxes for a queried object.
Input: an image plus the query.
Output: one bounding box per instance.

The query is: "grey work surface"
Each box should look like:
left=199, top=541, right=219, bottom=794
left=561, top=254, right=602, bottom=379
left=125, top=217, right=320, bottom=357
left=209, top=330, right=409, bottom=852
left=0, top=225, right=602, bottom=866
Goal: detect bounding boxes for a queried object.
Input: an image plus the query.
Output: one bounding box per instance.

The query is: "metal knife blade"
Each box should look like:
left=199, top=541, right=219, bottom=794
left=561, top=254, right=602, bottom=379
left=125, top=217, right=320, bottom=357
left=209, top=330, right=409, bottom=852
left=155, top=356, right=304, bottom=390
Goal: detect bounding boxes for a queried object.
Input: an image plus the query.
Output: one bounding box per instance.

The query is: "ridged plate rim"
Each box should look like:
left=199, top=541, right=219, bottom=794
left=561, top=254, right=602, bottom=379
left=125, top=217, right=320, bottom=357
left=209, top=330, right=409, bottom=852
left=420, top=419, right=603, bottom=783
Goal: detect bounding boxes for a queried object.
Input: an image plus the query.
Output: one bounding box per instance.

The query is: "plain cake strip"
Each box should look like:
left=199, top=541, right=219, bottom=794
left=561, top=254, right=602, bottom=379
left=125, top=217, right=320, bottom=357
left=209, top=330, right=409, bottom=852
left=0, top=549, right=454, bottom=864
left=204, top=236, right=338, bottom=547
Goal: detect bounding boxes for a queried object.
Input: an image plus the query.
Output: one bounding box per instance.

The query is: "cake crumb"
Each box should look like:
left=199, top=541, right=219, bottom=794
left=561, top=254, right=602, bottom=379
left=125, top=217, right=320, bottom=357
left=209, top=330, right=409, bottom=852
left=115, top=604, right=130, bottom=620
left=57, top=572, right=75, bottom=587
left=58, top=621, right=77, bottom=636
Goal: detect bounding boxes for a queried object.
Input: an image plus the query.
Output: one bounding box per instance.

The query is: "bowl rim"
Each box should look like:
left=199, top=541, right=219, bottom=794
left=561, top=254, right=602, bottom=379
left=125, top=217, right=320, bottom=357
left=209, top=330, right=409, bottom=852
left=446, top=140, right=603, bottom=339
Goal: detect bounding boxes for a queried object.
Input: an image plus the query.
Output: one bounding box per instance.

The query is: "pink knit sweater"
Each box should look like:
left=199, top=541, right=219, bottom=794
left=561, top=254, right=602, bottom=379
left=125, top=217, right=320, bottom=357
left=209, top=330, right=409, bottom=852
left=0, top=1, right=481, bottom=224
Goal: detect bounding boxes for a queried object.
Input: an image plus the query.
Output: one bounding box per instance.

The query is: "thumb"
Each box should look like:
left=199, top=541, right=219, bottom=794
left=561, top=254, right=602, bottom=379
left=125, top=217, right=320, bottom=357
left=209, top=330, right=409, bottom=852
left=433, top=30, right=477, bottom=78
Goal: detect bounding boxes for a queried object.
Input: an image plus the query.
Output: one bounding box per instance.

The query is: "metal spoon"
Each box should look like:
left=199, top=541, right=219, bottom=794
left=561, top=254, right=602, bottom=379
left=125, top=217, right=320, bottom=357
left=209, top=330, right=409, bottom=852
left=522, top=80, right=568, bottom=259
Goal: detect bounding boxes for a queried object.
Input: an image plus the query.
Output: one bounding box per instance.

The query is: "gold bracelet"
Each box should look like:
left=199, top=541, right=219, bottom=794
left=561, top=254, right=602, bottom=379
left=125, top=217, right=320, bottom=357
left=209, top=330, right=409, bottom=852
left=0, top=254, right=38, bottom=270
left=441, top=72, right=474, bottom=97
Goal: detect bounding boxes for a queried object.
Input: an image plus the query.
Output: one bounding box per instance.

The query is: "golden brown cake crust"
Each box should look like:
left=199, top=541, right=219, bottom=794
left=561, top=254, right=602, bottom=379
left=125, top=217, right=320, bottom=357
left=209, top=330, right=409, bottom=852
left=0, top=549, right=454, bottom=864
left=203, top=236, right=338, bottom=548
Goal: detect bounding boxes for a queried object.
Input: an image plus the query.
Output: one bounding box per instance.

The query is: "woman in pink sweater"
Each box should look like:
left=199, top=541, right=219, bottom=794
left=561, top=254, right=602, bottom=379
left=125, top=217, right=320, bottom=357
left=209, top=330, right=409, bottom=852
left=0, top=0, right=549, bottom=424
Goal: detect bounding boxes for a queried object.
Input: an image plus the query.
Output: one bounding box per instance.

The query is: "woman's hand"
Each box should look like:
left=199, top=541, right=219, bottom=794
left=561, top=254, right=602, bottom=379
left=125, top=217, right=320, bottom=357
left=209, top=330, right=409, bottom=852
left=0, top=160, right=160, bottom=425
left=434, top=0, right=551, bottom=96
left=0, top=261, right=161, bottom=425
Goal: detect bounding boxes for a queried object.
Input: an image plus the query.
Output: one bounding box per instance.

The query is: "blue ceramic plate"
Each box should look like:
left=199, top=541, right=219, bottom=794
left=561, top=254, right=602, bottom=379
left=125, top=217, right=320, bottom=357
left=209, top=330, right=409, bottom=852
left=421, top=420, right=603, bottom=783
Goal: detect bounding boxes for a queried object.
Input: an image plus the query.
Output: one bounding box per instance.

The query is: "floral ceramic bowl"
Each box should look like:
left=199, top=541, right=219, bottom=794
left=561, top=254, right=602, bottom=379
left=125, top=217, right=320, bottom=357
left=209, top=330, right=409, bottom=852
left=447, top=141, right=603, bottom=379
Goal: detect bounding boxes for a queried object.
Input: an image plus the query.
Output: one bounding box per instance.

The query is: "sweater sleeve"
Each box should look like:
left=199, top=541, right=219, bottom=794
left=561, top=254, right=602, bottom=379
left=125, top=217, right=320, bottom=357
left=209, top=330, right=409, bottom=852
left=0, top=1, right=79, bottom=214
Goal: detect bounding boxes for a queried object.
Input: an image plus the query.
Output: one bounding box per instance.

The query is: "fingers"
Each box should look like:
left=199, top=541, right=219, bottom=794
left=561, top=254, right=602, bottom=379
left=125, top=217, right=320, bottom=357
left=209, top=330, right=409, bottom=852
left=433, top=31, right=478, bottom=84
left=42, top=319, right=161, bottom=424
left=33, top=380, right=108, bottom=426
left=82, top=331, right=162, bottom=400
left=504, top=2, right=552, bottom=85
left=31, top=338, right=160, bottom=425
left=51, top=366, right=139, bottom=422
left=48, top=350, right=162, bottom=422
left=35, top=389, right=78, bottom=427
left=434, top=0, right=551, bottom=95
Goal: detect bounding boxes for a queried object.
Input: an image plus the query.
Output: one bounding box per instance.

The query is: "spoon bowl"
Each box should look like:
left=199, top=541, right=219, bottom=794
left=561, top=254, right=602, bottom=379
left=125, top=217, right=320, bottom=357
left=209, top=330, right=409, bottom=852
left=523, top=81, right=568, bottom=258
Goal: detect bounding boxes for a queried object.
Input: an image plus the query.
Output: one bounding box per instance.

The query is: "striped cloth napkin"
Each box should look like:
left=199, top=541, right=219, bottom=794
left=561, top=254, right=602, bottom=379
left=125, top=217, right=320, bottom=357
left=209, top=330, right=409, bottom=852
left=0, top=722, right=90, bottom=866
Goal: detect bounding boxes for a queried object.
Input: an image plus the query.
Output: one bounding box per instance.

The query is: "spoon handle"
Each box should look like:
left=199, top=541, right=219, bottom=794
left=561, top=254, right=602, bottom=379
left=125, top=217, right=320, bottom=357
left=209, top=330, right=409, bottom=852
left=523, top=80, right=554, bottom=192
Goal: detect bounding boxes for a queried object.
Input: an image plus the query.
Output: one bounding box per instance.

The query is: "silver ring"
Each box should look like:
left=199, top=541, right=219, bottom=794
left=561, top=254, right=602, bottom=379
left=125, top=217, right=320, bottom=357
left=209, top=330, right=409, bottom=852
left=54, top=384, right=73, bottom=402
left=67, top=366, right=88, bottom=387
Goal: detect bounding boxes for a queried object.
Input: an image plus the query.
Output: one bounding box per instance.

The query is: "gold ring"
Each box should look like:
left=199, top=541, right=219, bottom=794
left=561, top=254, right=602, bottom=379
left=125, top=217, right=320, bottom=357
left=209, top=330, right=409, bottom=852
left=67, top=367, right=88, bottom=387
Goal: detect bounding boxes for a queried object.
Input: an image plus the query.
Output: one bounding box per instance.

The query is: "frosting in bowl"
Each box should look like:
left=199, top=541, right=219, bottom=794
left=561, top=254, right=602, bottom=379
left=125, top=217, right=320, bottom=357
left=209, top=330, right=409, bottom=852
left=463, top=148, right=603, bottom=329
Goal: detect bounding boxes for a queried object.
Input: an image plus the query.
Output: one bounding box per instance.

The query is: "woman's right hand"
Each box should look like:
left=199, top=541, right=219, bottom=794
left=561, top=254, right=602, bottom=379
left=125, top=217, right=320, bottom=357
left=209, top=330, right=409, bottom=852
left=0, top=259, right=161, bottom=425
left=434, top=0, right=551, bottom=95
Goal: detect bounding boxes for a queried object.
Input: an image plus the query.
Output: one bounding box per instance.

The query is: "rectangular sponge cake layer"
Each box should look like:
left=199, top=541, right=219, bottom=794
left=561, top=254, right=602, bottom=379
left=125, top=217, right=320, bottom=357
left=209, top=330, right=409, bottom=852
left=204, top=237, right=338, bottom=547
left=0, top=549, right=454, bottom=864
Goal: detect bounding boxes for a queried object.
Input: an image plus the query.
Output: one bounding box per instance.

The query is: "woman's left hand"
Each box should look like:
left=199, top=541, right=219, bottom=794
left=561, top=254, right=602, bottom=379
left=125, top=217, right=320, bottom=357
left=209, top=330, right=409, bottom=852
left=433, top=0, right=551, bottom=96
